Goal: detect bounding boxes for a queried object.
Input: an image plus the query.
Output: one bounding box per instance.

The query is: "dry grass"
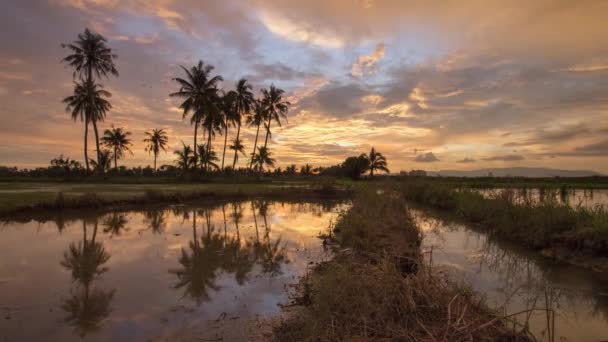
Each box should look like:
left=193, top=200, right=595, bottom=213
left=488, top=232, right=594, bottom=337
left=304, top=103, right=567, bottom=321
left=274, top=186, right=529, bottom=341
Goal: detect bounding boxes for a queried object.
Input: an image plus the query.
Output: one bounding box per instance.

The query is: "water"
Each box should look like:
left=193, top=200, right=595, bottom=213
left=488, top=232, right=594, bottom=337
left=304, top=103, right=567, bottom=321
left=417, top=210, right=608, bottom=341
left=0, top=200, right=345, bottom=341
left=473, top=188, right=608, bottom=208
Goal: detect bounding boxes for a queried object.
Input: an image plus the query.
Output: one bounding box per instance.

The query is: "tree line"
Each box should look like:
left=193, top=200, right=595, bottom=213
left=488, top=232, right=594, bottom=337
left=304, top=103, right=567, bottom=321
left=1, top=28, right=391, bottom=180
left=60, top=28, right=291, bottom=176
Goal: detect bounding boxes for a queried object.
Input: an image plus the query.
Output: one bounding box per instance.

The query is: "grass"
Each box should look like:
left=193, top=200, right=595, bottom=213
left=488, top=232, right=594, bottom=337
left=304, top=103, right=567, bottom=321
left=274, top=186, right=528, bottom=341
left=0, top=180, right=350, bottom=216
left=398, top=182, right=608, bottom=258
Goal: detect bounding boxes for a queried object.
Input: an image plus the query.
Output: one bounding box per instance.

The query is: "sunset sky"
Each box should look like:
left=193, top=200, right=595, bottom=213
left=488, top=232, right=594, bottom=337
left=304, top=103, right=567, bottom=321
left=1, top=0, right=607, bottom=172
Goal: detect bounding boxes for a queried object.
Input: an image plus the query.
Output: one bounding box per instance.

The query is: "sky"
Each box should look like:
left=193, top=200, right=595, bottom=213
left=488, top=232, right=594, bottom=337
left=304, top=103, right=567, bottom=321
left=0, top=0, right=607, bottom=173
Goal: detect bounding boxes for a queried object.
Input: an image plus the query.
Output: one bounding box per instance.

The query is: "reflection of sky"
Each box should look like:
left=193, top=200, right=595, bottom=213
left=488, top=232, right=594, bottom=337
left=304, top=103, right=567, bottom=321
left=417, top=210, right=608, bottom=342
left=0, top=200, right=345, bottom=341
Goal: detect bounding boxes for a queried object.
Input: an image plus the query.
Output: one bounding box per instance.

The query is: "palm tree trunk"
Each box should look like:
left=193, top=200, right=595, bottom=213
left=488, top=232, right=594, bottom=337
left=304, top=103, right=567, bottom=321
left=370, top=167, right=374, bottom=178
left=153, top=152, right=157, bottom=172
left=232, top=123, right=241, bottom=171
left=263, top=117, right=272, bottom=149
left=92, top=119, right=101, bottom=170
left=114, top=147, right=118, bottom=172
left=207, top=126, right=212, bottom=172
left=221, top=125, right=228, bottom=171
left=193, top=120, right=199, bottom=169
left=84, top=121, right=90, bottom=174
left=249, top=123, right=260, bottom=170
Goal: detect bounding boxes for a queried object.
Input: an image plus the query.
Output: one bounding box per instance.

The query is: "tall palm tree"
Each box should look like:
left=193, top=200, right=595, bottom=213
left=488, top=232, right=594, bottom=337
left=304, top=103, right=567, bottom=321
left=170, top=61, right=222, bottom=169
left=229, top=138, right=246, bottom=169
left=197, top=143, right=220, bottom=171
left=100, top=125, right=132, bottom=171
left=62, top=28, right=118, bottom=167
left=253, top=146, right=275, bottom=174
left=219, top=91, right=237, bottom=170
left=174, top=143, right=195, bottom=174
left=201, top=98, right=223, bottom=172
left=143, top=128, right=169, bottom=172
left=232, top=79, right=254, bottom=170
left=262, top=85, right=290, bottom=150
left=63, top=79, right=112, bottom=173
left=365, top=147, right=389, bottom=177
left=247, top=99, right=266, bottom=170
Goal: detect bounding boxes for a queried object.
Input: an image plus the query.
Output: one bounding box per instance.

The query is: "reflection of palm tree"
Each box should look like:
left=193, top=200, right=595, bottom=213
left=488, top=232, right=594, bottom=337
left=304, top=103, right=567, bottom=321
left=259, top=237, right=287, bottom=276
left=102, top=212, right=129, bottom=237
left=62, top=285, right=115, bottom=338
left=143, top=209, right=166, bottom=234
left=60, top=220, right=114, bottom=338
left=170, top=210, right=223, bottom=304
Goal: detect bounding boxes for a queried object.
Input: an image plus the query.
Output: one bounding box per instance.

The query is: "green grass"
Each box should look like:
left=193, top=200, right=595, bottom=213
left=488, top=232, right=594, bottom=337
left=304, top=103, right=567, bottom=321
left=0, top=180, right=350, bottom=215
left=398, top=182, right=608, bottom=257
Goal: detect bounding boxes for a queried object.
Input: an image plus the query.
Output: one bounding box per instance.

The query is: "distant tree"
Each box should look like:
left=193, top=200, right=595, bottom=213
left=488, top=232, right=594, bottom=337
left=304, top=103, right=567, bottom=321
left=219, top=90, right=237, bottom=171
left=197, top=144, right=220, bottom=171
left=50, top=155, right=82, bottom=177
left=365, top=147, right=389, bottom=177
left=90, top=149, right=113, bottom=173
left=143, top=128, right=169, bottom=172
left=62, top=79, right=111, bottom=173
left=174, top=143, right=195, bottom=174
left=300, top=164, right=313, bottom=176
left=229, top=137, right=246, bottom=168
left=342, top=154, right=370, bottom=180
left=261, top=85, right=290, bottom=150
left=253, top=146, right=275, bottom=174
left=285, top=164, right=297, bottom=176
left=170, top=61, right=222, bottom=168
left=232, top=79, right=254, bottom=170
left=101, top=125, right=132, bottom=172
left=62, top=28, right=118, bottom=168
left=247, top=99, right=266, bottom=171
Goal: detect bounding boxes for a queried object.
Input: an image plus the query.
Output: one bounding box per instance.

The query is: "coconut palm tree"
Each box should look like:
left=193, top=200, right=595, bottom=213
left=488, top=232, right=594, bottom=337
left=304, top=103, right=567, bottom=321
left=101, top=125, right=132, bottom=172
left=247, top=99, right=266, bottom=171
left=252, top=146, right=275, bottom=174
left=262, top=85, right=290, bottom=149
left=174, top=143, right=195, bottom=174
left=219, top=91, right=237, bottom=171
left=63, top=79, right=112, bottom=173
left=170, top=61, right=222, bottom=168
left=365, top=147, right=390, bottom=177
left=143, top=128, right=168, bottom=172
left=89, top=149, right=113, bottom=174
left=197, top=143, right=220, bottom=172
left=201, top=98, right=223, bottom=172
left=229, top=138, right=246, bottom=169
left=232, top=79, right=254, bottom=170
left=62, top=28, right=118, bottom=167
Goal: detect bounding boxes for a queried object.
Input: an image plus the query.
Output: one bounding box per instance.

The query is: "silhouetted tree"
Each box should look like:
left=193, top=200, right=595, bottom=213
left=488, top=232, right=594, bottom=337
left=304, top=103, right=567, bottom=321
left=365, top=147, right=389, bottom=177
left=247, top=99, right=266, bottom=171
left=232, top=79, right=254, bottom=170
left=62, top=28, right=118, bottom=168
left=170, top=61, right=222, bottom=168
left=262, top=85, right=290, bottom=150
left=197, top=143, right=220, bottom=172
left=219, top=90, right=237, bottom=170
left=253, top=146, right=275, bottom=174
left=342, top=154, right=370, bottom=180
left=101, top=125, right=132, bottom=171
left=62, top=79, right=111, bottom=173
left=143, top=128, right=168, bottom=172
left=174, top=143, right=195, bottom=174
left=229, top=137, right=246, bottom=168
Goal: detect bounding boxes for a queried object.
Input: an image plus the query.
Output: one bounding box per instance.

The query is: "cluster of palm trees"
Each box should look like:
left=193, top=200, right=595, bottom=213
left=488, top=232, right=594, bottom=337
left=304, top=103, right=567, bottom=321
left=62, top=28, right=290, bottom=176
left=170, top=62, right=289, bottom=175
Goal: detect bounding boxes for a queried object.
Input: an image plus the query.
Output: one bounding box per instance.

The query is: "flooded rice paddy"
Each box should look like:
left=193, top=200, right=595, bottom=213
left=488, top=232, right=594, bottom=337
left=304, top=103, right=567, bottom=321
left=0, top=200, right=345, bottom=341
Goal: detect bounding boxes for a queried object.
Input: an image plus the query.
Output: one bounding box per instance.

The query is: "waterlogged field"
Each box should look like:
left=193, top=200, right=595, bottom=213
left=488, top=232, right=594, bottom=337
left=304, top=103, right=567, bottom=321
left=0, top=199, right=345, bottom=341
left=417, top=210, right=608, bottom=341
left=473, top=188, right=608, bottom=208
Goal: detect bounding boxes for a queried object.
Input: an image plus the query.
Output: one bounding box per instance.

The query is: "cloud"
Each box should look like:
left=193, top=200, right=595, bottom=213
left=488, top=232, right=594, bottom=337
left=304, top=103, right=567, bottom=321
left=456, top=157, right=476, bottom=163
left=414, top=152, right=439, bottom=162
left=351, top=42, right=385, bottom=77
left=482, top=155, right=525, bottom=161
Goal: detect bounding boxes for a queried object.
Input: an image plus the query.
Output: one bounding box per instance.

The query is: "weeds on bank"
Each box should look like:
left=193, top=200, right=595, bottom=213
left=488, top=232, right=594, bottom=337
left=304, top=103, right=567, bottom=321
left=275, top=187, right=528, bottom=341
left=399, top=182, right=608, bottom=255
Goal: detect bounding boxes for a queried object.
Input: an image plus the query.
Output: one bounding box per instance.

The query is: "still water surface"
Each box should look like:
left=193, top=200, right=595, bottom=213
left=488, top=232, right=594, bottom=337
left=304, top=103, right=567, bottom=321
left=0, top=200, right=344, bottom=341
left=474, top=188, right=608, bottom=208
left=418, top=210, right=608, bottom=342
